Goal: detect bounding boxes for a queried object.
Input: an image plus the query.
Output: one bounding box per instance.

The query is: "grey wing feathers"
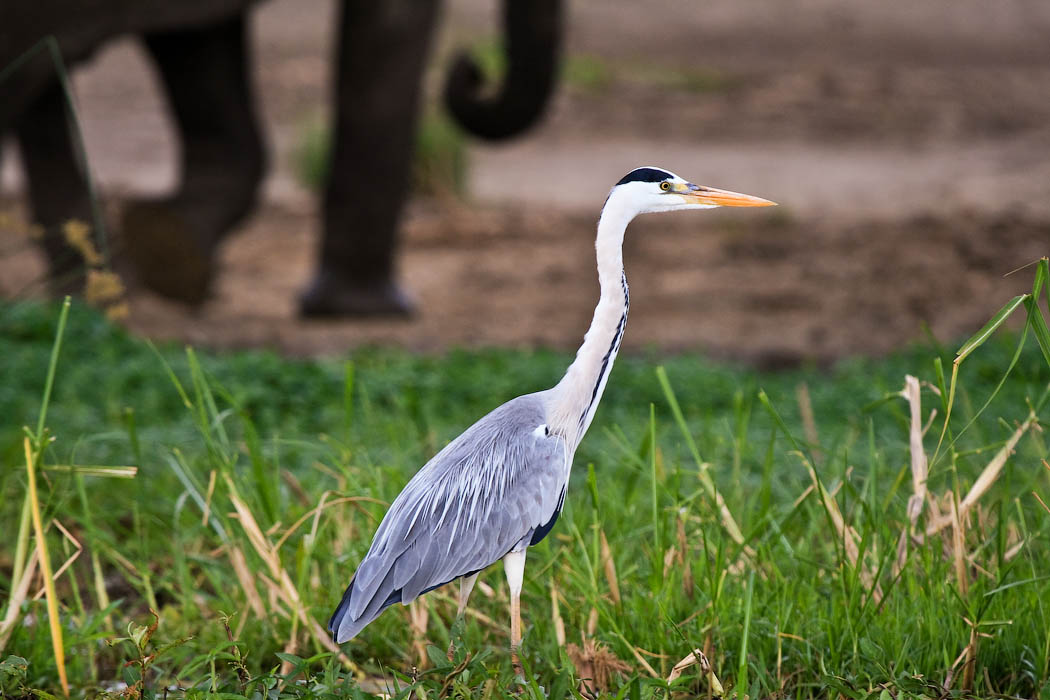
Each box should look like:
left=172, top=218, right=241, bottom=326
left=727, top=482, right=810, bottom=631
left=329, top=392, right=568, bottom=643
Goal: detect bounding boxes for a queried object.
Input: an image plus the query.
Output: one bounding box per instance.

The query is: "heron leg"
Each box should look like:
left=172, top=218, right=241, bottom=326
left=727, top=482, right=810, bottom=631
left=503, top=549, right=527, bottom=676
left=446, top=572, right=479, bottom=661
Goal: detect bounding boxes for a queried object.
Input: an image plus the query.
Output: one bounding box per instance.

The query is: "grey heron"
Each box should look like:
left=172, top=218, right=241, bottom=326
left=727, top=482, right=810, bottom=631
left=328, top=166, right=774, bottom=671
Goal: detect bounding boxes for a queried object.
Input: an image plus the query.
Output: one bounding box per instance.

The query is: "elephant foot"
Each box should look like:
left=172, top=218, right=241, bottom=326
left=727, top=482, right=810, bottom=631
left=299, top=272, right=415, bottom=319
left=121, top=200, right=217, bottom=306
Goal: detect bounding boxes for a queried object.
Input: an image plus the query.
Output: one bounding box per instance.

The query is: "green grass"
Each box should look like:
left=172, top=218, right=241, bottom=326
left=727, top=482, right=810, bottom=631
left=2, top=292, right=1050, bottom=699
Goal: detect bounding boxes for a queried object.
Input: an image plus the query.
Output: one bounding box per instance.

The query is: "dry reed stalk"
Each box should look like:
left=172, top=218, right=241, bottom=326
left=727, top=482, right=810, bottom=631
left=1035, top=491, right=1050, bottom=515
left=612, top=633, right=658, bottom=678
left=281, top=469, right=311, bottom=507
left=273, top=494, right=384, bottom=553
left=962, top=621, right=978, bottom=692
left=677, top=516, right=694, bottom=598
left=666, top=648, right=724, bottom=696
left=281, top=614, right=301, bottom=678
left=802, top=456, right=883, bottom=604
left=663, top=545, right=677, bottom=578
left=0, top=550, right=39, bottom=651
left=776, top=631, right=784, bottom=694
left=225, top=486, right=359, bottom=674
left=902, top=376, right=930, bottom=528
left=1003, top=538, right=1027, bottom=562
left=24, top=438, right=68, bottom=697
left=550, top=581, right=566, bottom=647
left=796, top=383, right=822, bottom=463
left=430, top=591, right=500, bottom=629
left=33, top=520, right=82, bottom=598
left=408, top=599, right=429, bottom=668
left=202, top=470, right=217, bottom=527
left=227, top=544, right=266, bottom=618
left=896, top=376, right=931, bottom=575
left=710, top=485, right=753, bottom=554
left=598, top=530, right=621, bottom=605
left=950, top=500, right=968, bottom=596
left=926, top=412, right=1037, bottom=536
left=1035, top=460, right=1050, bottom=515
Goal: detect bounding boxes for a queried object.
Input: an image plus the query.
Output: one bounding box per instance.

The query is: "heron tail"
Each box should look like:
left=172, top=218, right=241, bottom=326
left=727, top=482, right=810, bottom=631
left=328, top=575, right=406, bottom=644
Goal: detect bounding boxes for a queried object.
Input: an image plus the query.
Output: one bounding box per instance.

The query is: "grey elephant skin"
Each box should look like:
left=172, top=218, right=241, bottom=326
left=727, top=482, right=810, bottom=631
left=0, top=0, right=561, bottom=314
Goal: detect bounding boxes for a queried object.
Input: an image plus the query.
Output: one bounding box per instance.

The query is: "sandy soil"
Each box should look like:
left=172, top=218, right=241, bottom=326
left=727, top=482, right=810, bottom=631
left=2, top=0, right=1049, bottom=364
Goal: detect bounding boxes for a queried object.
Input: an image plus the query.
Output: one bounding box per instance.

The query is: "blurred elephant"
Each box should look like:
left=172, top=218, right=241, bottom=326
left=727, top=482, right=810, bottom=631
left=0, top=0, right=561, bottom=315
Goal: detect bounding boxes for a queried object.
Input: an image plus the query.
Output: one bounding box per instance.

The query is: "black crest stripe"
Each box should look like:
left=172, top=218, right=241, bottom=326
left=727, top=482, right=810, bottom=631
left=616, top=167, right=673, bottom=186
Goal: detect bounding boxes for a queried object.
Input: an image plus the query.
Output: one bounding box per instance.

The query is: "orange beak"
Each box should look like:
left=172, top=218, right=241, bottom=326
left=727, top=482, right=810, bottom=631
left=675, top=183, right=776, bottom=207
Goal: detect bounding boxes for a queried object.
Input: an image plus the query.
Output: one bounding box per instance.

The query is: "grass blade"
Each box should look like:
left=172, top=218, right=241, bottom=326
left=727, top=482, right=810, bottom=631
left=10, top=297, right=70, bottom=626
left=24, top=438, right=68, bottom=697
left=736, top=570, right=755, bottom=699
left=1025, top=298, right=1050, bottom=370
left=657, top=367, right=747, bottom=546
left=955, top=294, right=1027, bottom=363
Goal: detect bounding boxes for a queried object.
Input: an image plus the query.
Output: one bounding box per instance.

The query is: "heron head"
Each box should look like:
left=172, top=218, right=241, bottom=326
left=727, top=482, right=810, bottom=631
left=612, top=167, right=776, bottom=214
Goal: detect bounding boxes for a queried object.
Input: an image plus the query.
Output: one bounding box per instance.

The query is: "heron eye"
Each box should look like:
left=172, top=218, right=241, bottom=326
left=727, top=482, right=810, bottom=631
left=660, top=181, right=671, bottom=192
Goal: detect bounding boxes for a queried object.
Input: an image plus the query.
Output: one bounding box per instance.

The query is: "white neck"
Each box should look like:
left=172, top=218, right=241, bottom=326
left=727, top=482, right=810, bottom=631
left=548, top=192, right=635, bottom=448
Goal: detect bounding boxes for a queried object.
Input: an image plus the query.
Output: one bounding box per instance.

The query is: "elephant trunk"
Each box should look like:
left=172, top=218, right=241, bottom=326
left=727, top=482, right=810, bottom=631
left=443, top=0, right=561, bottom=141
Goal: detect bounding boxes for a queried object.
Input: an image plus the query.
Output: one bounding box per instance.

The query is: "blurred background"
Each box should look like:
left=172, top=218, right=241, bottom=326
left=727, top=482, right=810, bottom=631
left=2, top=0, right=1049, bottom=365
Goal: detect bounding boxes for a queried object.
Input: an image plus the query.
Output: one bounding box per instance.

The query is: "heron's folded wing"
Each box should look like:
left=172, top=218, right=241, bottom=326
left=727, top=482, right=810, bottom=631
left=345, top=394, right=568, bottom=621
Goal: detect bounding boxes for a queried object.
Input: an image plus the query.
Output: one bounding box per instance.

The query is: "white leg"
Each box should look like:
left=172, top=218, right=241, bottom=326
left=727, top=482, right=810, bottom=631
left=447, top=572, right=479, bottom=660
left=503, top=549, right=527, bottom=675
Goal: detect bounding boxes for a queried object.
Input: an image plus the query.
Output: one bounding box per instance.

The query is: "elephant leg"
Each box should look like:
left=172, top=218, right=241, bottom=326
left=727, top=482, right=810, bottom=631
left=123, top=14, right=266, bottom=305
left=299, top=0, right=440, bottom=318
left=16, top=80, right=98, bottom=296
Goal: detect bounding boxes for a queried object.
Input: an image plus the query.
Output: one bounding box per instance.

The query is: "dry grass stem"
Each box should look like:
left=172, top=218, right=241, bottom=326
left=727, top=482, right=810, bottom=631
left=962, top=622, right=978, bottom=692
left=202, top=470, right=217, bottom=527
left=950, top=500, right=968, bottom=596
left=676, top=516, right=694, bottom=598
left=901, top=376, right=929, bottom=529
left=599, top=530, right=621, bottom=605
left=227, top=544, right=266, bottom=618
left=796, top=382, right=822, bottom=463
left=613, top=633, right=658, bottom=678
left=46, top=519, right=82, bottom=582
left=273, top=493, right=384, bottom=553
left=550, top=581, right=566, bottom=647
left=663, top=545, right=677, bottom=578
left=1034, top=491, right=1050, bottom=516
left=666, top=647, right=724, bottom=696
left=24, top=438, right=68, bottom=697
left=408, top=598, right=429, bottom=668
left=0, top=550, right=39, bottom=652
left=432, top=591, right=499, bottom=628
left=896, top=375, right=931, bottom=575
left=802, top=455, right=883, bottom=604
left=225, top=484, right=358, bottom=674
left=926, top=412, right=1037, bottom=535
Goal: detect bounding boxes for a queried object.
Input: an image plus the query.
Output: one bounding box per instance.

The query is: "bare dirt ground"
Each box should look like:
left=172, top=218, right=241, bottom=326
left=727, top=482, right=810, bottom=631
left=2, top=0, right=1050, bottom=364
